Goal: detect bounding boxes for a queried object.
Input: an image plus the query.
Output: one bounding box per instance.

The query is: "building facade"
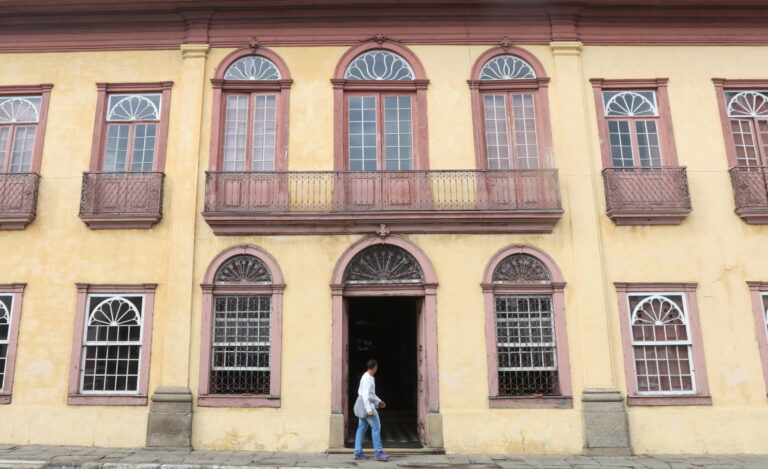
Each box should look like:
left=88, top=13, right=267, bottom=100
left=1, top=0, right=768, bottom=455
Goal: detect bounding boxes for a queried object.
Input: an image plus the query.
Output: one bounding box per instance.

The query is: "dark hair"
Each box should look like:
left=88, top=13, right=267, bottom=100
left=366, top=359, right=378, bottom=370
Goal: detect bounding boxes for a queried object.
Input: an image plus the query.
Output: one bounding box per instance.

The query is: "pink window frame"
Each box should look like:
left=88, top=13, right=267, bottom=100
left=208, top=47, right=292, bottom=171
left=747, top=281, right=768, bottom=396
left=590, top=79, right=679, bottom=168
left=0, top=85, right=53, bottom=174
left=712, top=79, right=768, bottom=168
left=0, top=283, right=26, bottom=405
left=331, top=40, right=430, bottom=171
left=67, top=283, right=157, bottom=406
left=481, top=245, right=572, bottom=409
left=89, top=82, right=172, bottom=171
left=198, top=244, right=285, bottom=407
left=468, top=47, right=554, bottom=170
left=614, top=282, right=711, bottom=406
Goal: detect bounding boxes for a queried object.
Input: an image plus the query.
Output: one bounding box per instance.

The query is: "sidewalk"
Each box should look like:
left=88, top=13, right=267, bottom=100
left=0, top=445, right=766, bottom=469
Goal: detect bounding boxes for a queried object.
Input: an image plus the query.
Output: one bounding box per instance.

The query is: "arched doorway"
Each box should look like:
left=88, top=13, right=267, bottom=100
left=330, top=236, right=441, bottom=450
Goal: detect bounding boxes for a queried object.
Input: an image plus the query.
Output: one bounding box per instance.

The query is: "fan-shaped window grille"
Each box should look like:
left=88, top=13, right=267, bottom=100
left=343, top=245, right=424, bottom=284
left=224, top=56, right=281, bottom=81
left=81, top=295, right=144, bottom=393
left=727, top=91, right=768, bottom=117
left=492, top=253, right=551, bottom=284
left=0, top=295, right=12, bottom=389
left=603, top=91, right=658, bottom=117
left=629, top=294, right=694, bottom=393
left=479, top=55, right=536, bottom=80
left=0, top=97, right=41, bottom=123
left=344, top=50, right=415, bottom=81
left=214, top=255, right=272, bottom=284
left=107, top=94, right=161, bottom=122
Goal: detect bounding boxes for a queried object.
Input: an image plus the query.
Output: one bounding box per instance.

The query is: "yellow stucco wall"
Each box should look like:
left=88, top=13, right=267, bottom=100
left=0, top=42, right=767, bottom=454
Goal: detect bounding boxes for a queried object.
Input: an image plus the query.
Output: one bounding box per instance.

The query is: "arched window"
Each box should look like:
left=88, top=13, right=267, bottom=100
left=209, top=48, right=292, bottom=172
left=724, top=90, right=768, bottom=167
left=0, top=85, right=52, bottom=174
left=591, top=78, right=678, bottom=169
left=469, top=47, right=553, bottom=170
left=482, top=246, right=571, bottom=408
left=332, top=41, right=429, bottom=171
left=343, top=244, right=424, bottom=284
left=0, top=284, right=25, bottom=403
left=199, top=245, right=285, bottom=407
left=615, top=283, right=710, bottom=405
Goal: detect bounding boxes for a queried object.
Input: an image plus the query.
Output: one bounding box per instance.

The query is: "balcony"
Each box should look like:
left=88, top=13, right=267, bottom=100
left=603, top=166, right=692, bottom=225
left=729, top=166, right=768, bottom=224
left=203, top=170, right=563, bottom=235
left=79, top=171, right=165, bottom=229
left=0, top=173, right=40, bottom=230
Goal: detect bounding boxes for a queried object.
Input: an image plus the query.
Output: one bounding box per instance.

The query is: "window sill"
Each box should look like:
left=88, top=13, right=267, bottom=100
left=78, top=214, right=162, bottom=230
left=627, top=394, right=712, bottom=406
left=197, top=395, right=281, bottom=408
left=0, top=394, right=11, bottom=404
left=489, top=395, right=573, bottom=409
left=67, top=394, right=148, bottom=406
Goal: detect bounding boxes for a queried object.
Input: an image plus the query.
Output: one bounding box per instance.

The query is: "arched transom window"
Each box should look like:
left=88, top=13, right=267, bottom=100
left=724, top=90, right=768, bottom=166
left=81, top=295, right=144, bottom=393
left=103, top=94, right=162, bottom=172
left=340, top=48, right=422, bottom=171
left=471, top=50, right=551, bottom=171
left=0, top=96, right=41, bottom=173
left=490, top=253, right=559, bottom=397
left=209, top=254, right=274, bottom=395
left=224, top=56, right=281, bottom=81
left=628, top=294, right=694, bottom=393
left=601, top=90, right=663, bottom=168
left=343, top=245, right=424, bottom=284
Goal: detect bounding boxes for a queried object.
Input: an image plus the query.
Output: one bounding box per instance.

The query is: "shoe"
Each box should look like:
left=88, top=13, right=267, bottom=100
left=354, top=453, right=370, bottom=460
left=375, top=452, right=391, bottom=461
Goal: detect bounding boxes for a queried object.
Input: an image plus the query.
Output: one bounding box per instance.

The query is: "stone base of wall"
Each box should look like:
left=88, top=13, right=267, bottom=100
left=581, top=387, right=632, bottom=456
left=146, top=386, right=193, bottom=450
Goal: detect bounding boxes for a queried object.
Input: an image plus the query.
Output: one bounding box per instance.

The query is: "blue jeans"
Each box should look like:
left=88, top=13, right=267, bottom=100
left=354, top=411, right=383, bottom=454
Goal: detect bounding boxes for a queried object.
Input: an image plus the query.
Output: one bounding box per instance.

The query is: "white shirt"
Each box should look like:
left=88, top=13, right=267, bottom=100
left=358, top=371, right=382, bottom=413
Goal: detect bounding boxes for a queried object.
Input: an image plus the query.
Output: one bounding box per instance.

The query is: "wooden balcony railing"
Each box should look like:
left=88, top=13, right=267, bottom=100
left=203, top=169, right=563, bottom=235
left=0, top=172, right=40, bottom=230
left=730, top=166, right=768, bottom=224
left=602, top=166, right=692, bottom=225
left=79, top=171, right=164, bottom=229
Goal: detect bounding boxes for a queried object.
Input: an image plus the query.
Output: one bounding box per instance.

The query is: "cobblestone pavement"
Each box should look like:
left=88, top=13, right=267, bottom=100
left=0, top=445, right=766, bottom=469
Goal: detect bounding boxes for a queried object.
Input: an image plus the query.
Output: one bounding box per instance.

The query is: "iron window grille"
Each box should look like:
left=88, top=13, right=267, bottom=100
left=80, top=294, right=144, bottom=394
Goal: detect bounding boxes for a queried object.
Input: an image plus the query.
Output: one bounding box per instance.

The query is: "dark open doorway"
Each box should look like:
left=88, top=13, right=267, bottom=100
left=346, top=296, right=421, bottom=448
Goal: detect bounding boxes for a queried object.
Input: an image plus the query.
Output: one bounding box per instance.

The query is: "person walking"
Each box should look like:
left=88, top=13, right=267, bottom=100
left=353, top=359, right=391, bottom=461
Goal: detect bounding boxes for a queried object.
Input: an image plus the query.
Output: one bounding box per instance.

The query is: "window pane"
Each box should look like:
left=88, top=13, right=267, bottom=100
left=103, top=124, right=130, bottom=172
left=608, top=120, right=634, bottom=167
left=759, top=120, right=768, bottom=166
left=210, top=295, right=272, bottom=395
left=348, top=96, right=377, bottom=171
left=511, top=94, right=539, bottom=169
left=130, top=123, right=156, bottom=172
left=0, top=127, right=8, bottom=172
left=495, top=295, right=558, bottom=396
left=383, top=96, right=412, bottom=170
left=0, top=295, right=12, bottom=390
left=730, top=119, right=759, bottom=167
left=252, top=95, right=277, bottom=171
left=635, top=120, right=662, bottom=167
left=223, top=95, right=249, bottom=171
left=483, top=95, right=510, bottom=169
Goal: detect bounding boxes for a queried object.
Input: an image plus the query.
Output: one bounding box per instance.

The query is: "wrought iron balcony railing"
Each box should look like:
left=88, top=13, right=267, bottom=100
left=0, top=172, right=40, bottom=230
left=203, top=169, right=563, bottom=235
left=602, top=166, right=692, bottom=225
left=79, top=171, right=165, bottom=229
left=729, top=166, right=768, bottom=224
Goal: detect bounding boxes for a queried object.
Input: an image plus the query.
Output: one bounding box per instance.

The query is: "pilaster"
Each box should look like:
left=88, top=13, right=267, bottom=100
left=549, top=41, right=631, bottom=455
left=147, top=43, right=210, bottom=449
